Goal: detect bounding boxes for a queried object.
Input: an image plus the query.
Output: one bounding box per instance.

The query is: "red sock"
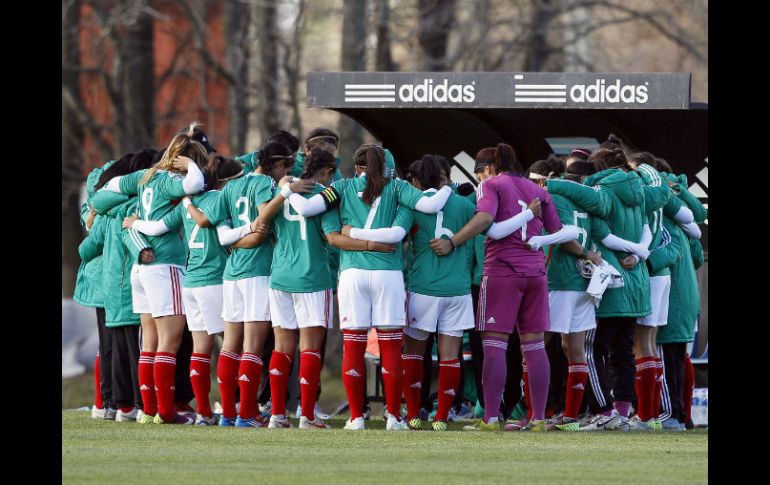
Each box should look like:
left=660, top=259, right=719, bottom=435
left=402, top=354, right=424, bottom=420
left=523, top=363, right=532, bottom=420
left=154, top=352, right=177, bottom=422
left=564, top=363, right=589, bottom=419
left=93, top=353, right=103, bottom=409
left=269, top=351, right=293, bottom=417
left=237, top=353, right=263, bottom=420
left=378, top=329, right=404, bottom=418
left=138, top=351, right=157, bottom=415
left=652, top=358, right=664, bottom=419
left=299, top=350, right=322, bottom=421
left=189, top=353, right=212, bottom=417
left=683, top=353, right=695, bottom=423
left=436, top=359, right=461, bottom=422
left=342, top=330, right=368, bottom=419
left=216, top=350, right=241, bottom=419
left=635, top=357, right=657, bottom=421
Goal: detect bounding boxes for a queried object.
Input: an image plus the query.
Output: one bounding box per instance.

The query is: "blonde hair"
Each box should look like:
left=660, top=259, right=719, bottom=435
left=140, top=122, right=210, bottom=185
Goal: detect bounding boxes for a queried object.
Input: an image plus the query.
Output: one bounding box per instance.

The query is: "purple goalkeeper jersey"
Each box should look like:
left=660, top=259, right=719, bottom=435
left=476, top=172, right=562, bottom=277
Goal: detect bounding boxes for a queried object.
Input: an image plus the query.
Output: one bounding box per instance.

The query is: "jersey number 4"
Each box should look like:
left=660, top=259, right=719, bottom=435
left=283, top=200, right=307, bottom=240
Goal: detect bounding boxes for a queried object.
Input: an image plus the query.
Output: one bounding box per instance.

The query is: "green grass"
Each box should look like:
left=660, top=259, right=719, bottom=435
left=62, top=411, right=707, bottom=484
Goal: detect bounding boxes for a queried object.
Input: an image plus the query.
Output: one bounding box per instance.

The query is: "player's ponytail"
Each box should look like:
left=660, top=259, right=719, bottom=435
left=591, top=146, right=630, bottom=172
left=356, top=144, right=388, bottom=205
left=493, top=143, right=523, bottom=174
left=140, top=122, right=210, bottom=185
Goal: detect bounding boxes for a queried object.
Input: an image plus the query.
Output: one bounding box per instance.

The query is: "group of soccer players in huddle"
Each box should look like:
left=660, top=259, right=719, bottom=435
left=75, top=122, right=705, bottom=432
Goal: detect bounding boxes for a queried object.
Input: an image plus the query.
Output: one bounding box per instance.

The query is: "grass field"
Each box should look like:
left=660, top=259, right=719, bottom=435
left=62, top=411, right=707, bottom=484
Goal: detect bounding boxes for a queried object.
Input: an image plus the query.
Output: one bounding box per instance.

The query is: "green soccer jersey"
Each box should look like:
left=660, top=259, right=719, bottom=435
left=269, top=184, right=341, bottom=293
left=118, top=169, right=189, bottom=266
left=546, top=194, right=594, bottom=291
left=208, top=173, right=276, bottom=280
left=162, top=191, right=229, bottom=288
left=333, top=176, right=424, bottom=272
left=400, top=191, right=475, bottom=297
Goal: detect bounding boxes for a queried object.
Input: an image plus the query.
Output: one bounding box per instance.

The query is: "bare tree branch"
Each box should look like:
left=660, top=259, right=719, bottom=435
left=175, top=0, right=238, bottom=86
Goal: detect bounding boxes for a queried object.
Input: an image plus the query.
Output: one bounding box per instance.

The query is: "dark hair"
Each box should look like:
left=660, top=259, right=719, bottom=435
left=95, top=152, right=134, bottom=190
left=654, top=157, right=673, bottom=173
left=628, top=151, right=656, bottom=167
left=590, top=147, right=630, bottom=172
left=153, top=148, right=166, bottom=164
left=408, top=155, right=443, bottom=190
left=564, top=160, right=597, bottom=181
left=599, top=133, right=624, bottom=150
left=435, top=155, right=452, bottom=180
left=301, top=148, right=337, bottom=179
left=304, top=127, right=339, bottom=148
left=354, top=144, right=387, bottom=205
left=258, top=142, right=294, bottom=172
left=528, top=154, right=565, bottom=179
left=474, top=147, right=496, bottom=173
left=569, top=148, right=591, bottom=161
left=268, top=130, right=300, bottom=154
left=493, top=143, right=523, bottom=174
left=205, top=156, right=243, bottom=190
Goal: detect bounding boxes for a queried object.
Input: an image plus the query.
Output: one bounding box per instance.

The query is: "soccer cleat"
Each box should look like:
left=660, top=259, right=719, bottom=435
left=463, top=419, right=500, bottom=431
left=519, top=419, right=546, bottom=432
left=647, top=418, right=663, bottom=431
left=218, top=415, right=237, bottom=427
left=386, top=413, right=409, bottom=431
left=136, top=411, right=155, bottom=424
left=175, top=403, right=196, bottom=418
left=627, top=415, right=651, bottom=431
left=343, top=417, right=366, bottom=430
left=235, top=416, right=268, bottom=428
left=155, top=413, right=194, bottom=425
left=661, top=417, right=685, bottom=431
left=268, top=415, right=293, bottom=429
left=296, top=403, right=331, bottom=420
left=259, top=400, right=273, bottom=418
left=299, top=416, right=331, bottom=430
left=103, top=408, right=117, bottom=421
left=554, top=417, right=580, bottom=432
left=91, top=406, right=105, bottom=420
left=195, top=414, right=218, bottom=426
left=579, top=413, right=621, bottom=431
left=408, top=417, right=422, bottom=430
left=502, top=417, right=529, bottom=431
left=116, top=407, right=138, bottom=422
left=432, top=420, right=448, bottom=432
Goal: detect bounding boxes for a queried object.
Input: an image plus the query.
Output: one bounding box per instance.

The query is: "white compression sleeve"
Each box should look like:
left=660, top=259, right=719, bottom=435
left=601, top=233, right=649, bottom=260
left=486, top=209, right=534, bottom=240
left=182, top=161, right=205, bottom=194
left=673, top=206, right=694, bottom=224
left=217, top=224, right=252, bottom=246
left=349, top=226, right=407, bottom=244
left=639, top=224, right=652, bottom=249
left=681, top=221, right=702, bottom=239
left=288, top=193, right=326, bottom=217
left=527, top=225, right=579, bottom=251
left=131, top=219, right=170, bottom=237
left=414, top=185, right=452, bottom=214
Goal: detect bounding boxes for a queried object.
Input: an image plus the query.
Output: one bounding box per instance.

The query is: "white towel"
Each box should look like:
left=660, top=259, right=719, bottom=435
left=586, top=260, right=624, bottom=307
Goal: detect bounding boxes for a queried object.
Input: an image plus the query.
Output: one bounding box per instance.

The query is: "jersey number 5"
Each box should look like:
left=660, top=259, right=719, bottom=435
left=573, top=211, right=588, bottom=248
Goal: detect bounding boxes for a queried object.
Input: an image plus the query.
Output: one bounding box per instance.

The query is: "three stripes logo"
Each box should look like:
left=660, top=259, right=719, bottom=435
left=514, top=74, right=566, bottom=103
left=344, top=84, right=396, bottom=103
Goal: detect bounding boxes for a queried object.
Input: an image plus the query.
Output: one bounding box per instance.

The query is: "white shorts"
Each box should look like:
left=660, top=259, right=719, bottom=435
left=222, top=276, right=271, bottom=323
left=405, top=292, right=474, bottom=338
left=131, top=264, right=186, bottom=318
left=182, top=285, right=225, bottom=335
left=269, top=288, right=334, bottom=330
left=548, top=291, right=597, bottom=334
left=337, top=269, right=406, bottom=329
left=637, top=275, right=671, bottom=327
